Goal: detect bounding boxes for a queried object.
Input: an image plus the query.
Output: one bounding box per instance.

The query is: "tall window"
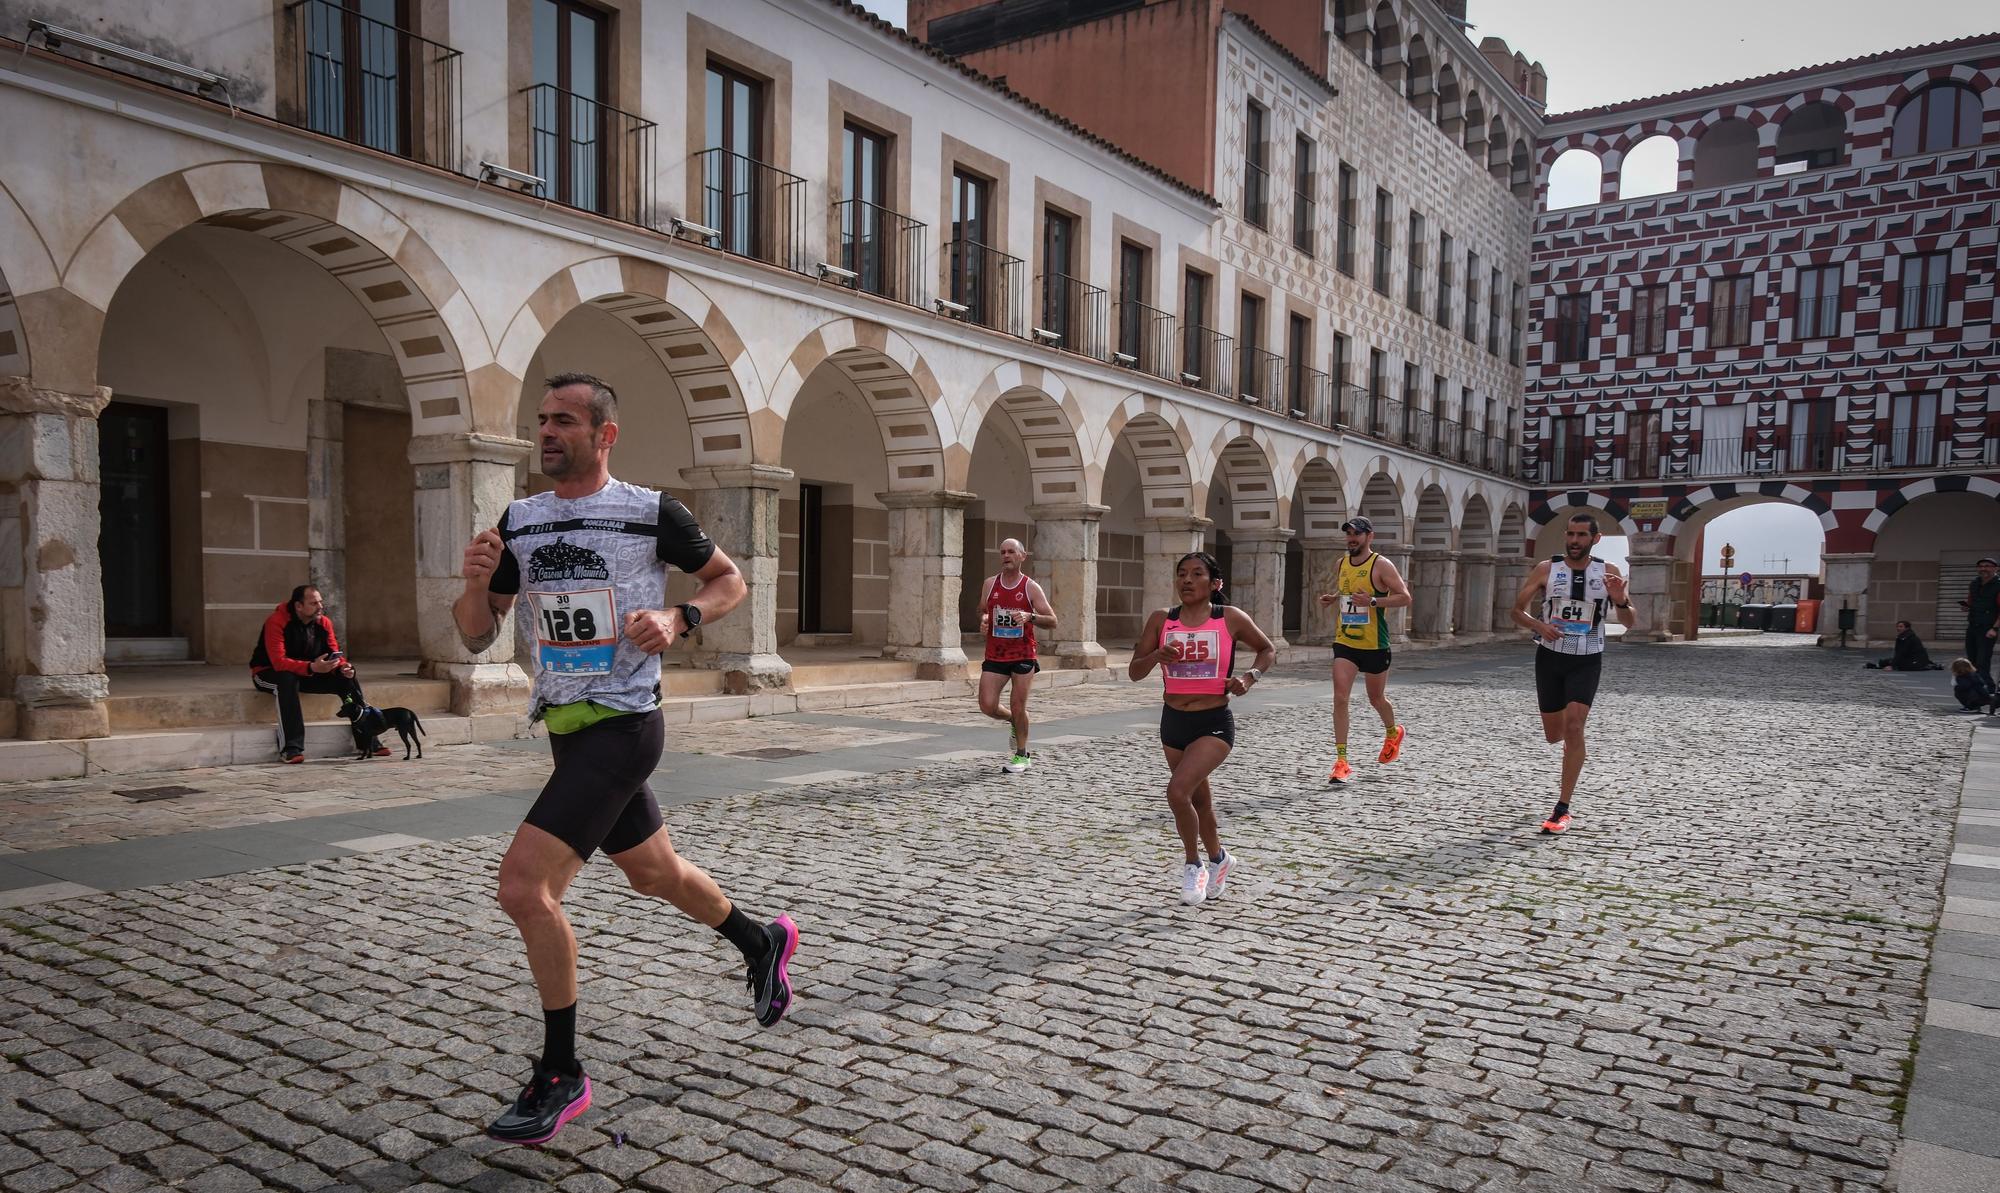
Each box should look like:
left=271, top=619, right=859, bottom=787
left=1336, top=163, right=1357, bottom=275
left=1464, top=251, right=1481, bottom=341
left=1402, top=362, right=1420, bottom=438
left=1436, top=232, right=1454, bottom=326
left=1796, top=264, right=1841, bottom=339
left=303, top=0, right=410, bottom=155
left=1117, top=241, right=1149, bottom=362
left=949, top=169, right=992, bottom=323
left=1405, top=211, right=1426, bottom=312
left=1292, top=134, right=1316, bottom=253
left=1183, top=268, right=1212, bottom=383
left=1891, top=83, right=1982, bottom=157
left=1551, top=413, right=1585, bottom=483
left=840, top=122, right=890, bottom=294
left=1709, top=275, right=1753, bottom=347
left=1488, top=267, right=1502, bottom=355
left=1887, top=391, right=1939, bottom=467
left=1372, top=188, right=1393, bottom=294
left=1510, top=283, right=1524, bottom=365
left=533, top=0, right=610, bottom=212
left=1331, top=332, right=1348, bottom=389
left=1368, top=349, right=1386, bottom=403
left=1238, top=293, right=1265, bottom=397
left=1244, top=101, right=1269, bottom=228
left=1554, top=292, right=1592, bottom=362
left=1788, top=398, right=1835, bottom=472
left=1629, top=409, right=1663, bottom=479
left=1898, top=252, right=1949, bottom=330
left=1287, top=313, right=1312, bottom=412
left=703, top=61, right=764, bottom=255
left=1632, top=285, right=1668, bottom=355
left=1041, top=207, right=1078, bottom=346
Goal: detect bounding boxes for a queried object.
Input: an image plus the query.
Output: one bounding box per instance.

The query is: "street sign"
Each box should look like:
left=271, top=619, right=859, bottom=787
left=1740, top=571, right=1754, bottom=589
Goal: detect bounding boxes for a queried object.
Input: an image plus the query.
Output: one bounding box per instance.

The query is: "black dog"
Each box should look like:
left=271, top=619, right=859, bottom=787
left=341, top=702, right=426, bottom=760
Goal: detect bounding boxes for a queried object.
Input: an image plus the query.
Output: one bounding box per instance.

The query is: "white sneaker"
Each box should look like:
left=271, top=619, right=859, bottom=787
left=1180, top=863, right=1209, bottom=905
left=1002, top=752, right=1029, bottom=774
left=1205, top=850, right=1234, bottom=899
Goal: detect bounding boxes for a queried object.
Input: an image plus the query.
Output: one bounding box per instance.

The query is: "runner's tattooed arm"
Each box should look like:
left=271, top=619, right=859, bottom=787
left=454, top=528, right=517, bottom=653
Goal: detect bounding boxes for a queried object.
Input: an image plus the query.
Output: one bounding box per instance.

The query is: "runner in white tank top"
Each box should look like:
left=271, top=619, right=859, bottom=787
left=1509, top=512, right=1638, bottom=835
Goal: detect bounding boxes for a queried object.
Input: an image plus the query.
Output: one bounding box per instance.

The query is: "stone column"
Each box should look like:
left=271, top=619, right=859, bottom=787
left=1409, top=549, right=1460, bottom=640
left=1228, top=529, right=1293, bottom=648
left=1026, top=502, right=1108, bottom=670
left=682, top=464, right=793, bottom=692
left=1820, top=552, right=1875, bottom=649
left=1624, top=531, right=1676, bottom=643
left=306, top=398, right=346, bottom=629
left=879, top=490, right=974, bottom=679
left=1138, top=515, right=1214, bottom=613
left=1493, top=555, right=1533, bottom=636
left=0, top=379, right=111, bottom=739
left=1379, top=545, right=1414, bottom=644
left=408, top=432, right=533, bottom=714
left=1457, top=552, right=1497, bottom=636
left=1298, top=538, right=1345, bottom=645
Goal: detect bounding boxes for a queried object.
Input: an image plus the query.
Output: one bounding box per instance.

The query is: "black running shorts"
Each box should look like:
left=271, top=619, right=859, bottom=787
left=1160, top=704, right=1236, bottom=752
left=525, top=709, right=666, bottom=861
left=1534, top=649, right=1603, bottom=714
left=1333, top=644, right=1393, bottom=675
left=981, top=659, right=1040, bottom=676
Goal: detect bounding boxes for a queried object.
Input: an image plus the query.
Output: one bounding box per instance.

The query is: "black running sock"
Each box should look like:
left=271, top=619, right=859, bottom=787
left=540, top=1003, right=579, bottom=1076
left=1209, top=852, right=1225, bottom=864
left=716, top=905, right=771, bottom=965
left=1551, top=801, right=1570, bottom=820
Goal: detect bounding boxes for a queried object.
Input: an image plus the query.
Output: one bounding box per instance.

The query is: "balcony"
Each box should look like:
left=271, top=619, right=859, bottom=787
left=287, top=0, right=460, bottom=170
left=943, top=240, right=1025, bottom=335
left=1406, top=407, right=1433, bottom=452
left=1236, top=346, right=1284, bottom=411
left=694, top=148, right=807, bottom=272
left=1334, top=384, right=1372, bottom=434
left=1485, top=435, right=1515, bottom=476
left=1287, top=364, right=1333, bottom=427
left=525, top=85, right=656, bottom=226
left=833, top=199, right=927, bottom=307
left=1435, top=417, right=1465, bottom=462
left=1115, top=300, right=1178, bottom=380
left=1181, top=327, right=1234, bottom=398
left=1038, top=272, right=1110, bottom=362
left=1371, top=395, right=1405, bottom=445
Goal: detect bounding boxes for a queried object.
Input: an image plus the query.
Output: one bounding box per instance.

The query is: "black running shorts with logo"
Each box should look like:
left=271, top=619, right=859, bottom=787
left=1333, top=644, right=1393, bottom=675
left=1534, top=648, right=1604, bottom=714
left=525, top=709, right=666, bottom=861
left=1160, top=704, right=1236, bottom=751
left=981, top=659, right=1041, bottom=676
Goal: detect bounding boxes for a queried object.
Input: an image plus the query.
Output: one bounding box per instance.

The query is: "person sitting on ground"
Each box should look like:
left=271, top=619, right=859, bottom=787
left=1950, top=658, right=1998, bottom=715
left=1865, top=621, right=1937, bottom=671
left=250, top=584, right=380, bottom=763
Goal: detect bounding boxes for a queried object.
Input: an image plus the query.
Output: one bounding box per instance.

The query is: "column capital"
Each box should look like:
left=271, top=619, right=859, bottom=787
left=877, top=489, right=978, bottom=511
left=1821, top=552, right=1876, bottom=564
left=0, top=377, right=110, bottom=419
left=1229, top=529, right=1296, bottom=547
left=681, top=463, right=794, bottom=492
left=407, top=432, right=532, bottom=467
left=1026, top=502, right=1110, bottom=522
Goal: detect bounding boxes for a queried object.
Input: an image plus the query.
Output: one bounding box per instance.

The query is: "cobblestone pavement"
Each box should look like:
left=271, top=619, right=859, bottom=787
left=0, top=638, right=1977, bottom=1191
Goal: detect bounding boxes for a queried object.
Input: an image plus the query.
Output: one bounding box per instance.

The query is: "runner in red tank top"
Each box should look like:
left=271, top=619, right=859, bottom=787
left=977, top=538, right=1057, bottom=774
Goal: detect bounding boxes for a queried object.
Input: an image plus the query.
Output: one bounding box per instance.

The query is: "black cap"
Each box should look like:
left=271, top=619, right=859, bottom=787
left=1341, top=517, right=1374, bottom=534
left=1979, top=557, right=1998, bottom=566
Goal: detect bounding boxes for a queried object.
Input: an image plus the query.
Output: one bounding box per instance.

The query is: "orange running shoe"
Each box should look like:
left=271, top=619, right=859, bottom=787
left=1328, top=758, right=1354, bottom=784
left=1378, top=724, right=1406, bottom=764
left=1540, top=813, right=1571, bottom=835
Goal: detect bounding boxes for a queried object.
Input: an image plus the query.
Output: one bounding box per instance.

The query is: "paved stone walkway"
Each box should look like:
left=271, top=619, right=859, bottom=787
left=0, top=638, right=1983, bottom=1191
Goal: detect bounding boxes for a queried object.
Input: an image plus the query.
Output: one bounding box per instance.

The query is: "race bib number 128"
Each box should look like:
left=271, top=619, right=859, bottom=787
left=534, top=588, right=617, bottom=674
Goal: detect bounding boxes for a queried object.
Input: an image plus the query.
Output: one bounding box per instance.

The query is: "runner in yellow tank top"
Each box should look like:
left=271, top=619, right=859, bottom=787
left=1314, top=517, right=1413, bottom=784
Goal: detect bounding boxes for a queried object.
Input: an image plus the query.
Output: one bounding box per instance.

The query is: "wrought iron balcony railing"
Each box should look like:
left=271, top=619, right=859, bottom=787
left=694, top=147, right=807, bottom=272
left=834, top=199, right=927, bottom=306
left=1181, top=327, right=1234, bottom=397
left=1371, top=395, right=1405, bottom=445
left=1236, top=346, right=1284, bottom=411
left=943, top=240, right=1025, bottom=335
left=1038, top=272, right=1110, bottom=361
left=1288, top=364, right=1332, bottom=426
left=525, top=84, right=655, bottom=225
left=1116, top=300, right=1178, bottom=380
left=288, top=0, right=460, bottom=170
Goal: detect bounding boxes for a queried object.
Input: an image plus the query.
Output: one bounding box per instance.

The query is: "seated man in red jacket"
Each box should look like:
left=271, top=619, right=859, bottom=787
left=249, top=584, right=379, bottom=763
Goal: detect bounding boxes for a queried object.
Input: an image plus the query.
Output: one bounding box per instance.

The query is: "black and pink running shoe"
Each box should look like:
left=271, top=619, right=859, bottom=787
left=486, top=1067, right=591, bottom=1146
left=749, top=915, right=798, bottom=1028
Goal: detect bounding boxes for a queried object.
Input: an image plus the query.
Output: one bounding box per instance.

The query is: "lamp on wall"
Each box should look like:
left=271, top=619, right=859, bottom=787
left=935, top=298, right=970, bottom=317
left=669, top=216, right=722, bottom=241
left=815, top=262, right=859, bottom=285
left=478, top=161, right=545, bottom=192
left=1031, top=327, right=1063, bottom=346
left=1112, top=351, right=1138, bottom=367
left=28, top=19, right=233, bottom=109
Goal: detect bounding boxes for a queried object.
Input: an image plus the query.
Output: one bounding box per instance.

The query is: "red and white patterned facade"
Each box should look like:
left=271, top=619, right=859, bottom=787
left=1523, top=34, right=2000, bottom=643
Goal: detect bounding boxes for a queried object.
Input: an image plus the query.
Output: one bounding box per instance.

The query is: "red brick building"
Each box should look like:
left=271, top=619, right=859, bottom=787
left=1527, top=34, right=2000, bottom=645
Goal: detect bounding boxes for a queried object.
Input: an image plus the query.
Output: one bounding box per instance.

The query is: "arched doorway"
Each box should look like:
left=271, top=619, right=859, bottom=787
left=1865, top=492, right=1996, bottom=647
left=1100, top=402, right=1198, bottom=644
left=1409, top=484, right=1453, bottom=639
left=1288, top=454, right=1347, bottom=645
left=1456, top=493, right=1495, bottom=636
left=1204, top=434, right=1285, bottom=644
left=1355, top=470, right=1407, bottom=641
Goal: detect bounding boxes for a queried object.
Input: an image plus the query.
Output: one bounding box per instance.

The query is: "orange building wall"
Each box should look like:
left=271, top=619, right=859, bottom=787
left=1221, top=0, right=1325, bottom=74
left=925, top=0, right=1223, bottom=193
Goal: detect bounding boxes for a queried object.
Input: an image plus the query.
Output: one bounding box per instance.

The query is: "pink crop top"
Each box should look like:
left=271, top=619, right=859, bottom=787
left=1160, top=607, right=1234, bottom=696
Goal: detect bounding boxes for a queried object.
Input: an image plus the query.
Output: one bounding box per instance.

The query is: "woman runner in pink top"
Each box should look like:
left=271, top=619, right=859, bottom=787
left=1129, top=552, right=1277, bottom=906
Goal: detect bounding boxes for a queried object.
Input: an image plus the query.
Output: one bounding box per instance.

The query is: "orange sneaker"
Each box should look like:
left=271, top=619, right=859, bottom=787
left=1378, top=725, right=1406, bottom=764
left=1328, top=758, right=1354, bottom=784
left=1540, top=813, right=1571, bottom=834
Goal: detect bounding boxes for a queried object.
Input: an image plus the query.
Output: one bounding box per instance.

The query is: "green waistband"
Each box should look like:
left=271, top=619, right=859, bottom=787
left=540, top=699, right=637, bottom=735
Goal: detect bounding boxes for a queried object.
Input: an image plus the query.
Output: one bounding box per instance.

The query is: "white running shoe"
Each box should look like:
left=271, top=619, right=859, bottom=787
left=1181, top=862, right=1209, bottom=905
left=1205, top=849, right=1234, bottom=899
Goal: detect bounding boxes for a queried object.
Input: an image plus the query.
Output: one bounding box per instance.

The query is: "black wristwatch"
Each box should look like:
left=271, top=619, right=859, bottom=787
left=675, top=603, right=702, bottom=637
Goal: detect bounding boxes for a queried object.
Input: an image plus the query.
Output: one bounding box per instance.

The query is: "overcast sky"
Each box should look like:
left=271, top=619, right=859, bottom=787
left=851, top=0, right=1989, bottom=575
